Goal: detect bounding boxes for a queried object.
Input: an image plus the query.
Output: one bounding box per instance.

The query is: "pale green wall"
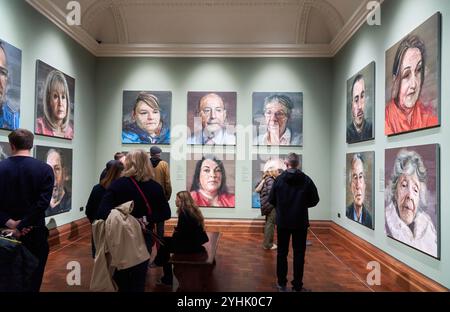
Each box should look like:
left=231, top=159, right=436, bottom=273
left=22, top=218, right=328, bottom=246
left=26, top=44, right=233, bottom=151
left=0, top=0, right=97, bottom=228
left=95, top=58, right=332, bottom=220
left=331, top=0, right=450, bottom=287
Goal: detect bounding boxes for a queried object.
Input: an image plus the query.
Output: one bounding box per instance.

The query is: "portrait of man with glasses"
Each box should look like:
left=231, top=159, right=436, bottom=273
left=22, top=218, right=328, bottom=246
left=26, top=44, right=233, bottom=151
left=187, top=92, right=236, bottom=145
left=0, top=40, right=21, bottom=131
left=253, top=92, right=303, bottom=146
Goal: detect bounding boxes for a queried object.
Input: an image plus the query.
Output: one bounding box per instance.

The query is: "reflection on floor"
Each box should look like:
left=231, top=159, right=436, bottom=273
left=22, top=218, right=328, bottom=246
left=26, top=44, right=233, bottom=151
left=40, top=228, right=410, bottom=292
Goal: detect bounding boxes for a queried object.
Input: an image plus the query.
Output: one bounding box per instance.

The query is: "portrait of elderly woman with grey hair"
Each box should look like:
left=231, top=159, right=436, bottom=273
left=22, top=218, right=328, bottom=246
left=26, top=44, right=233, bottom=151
left=385, top=145, right=439, bottom=258
left=253, top=93, right=303, bottom=146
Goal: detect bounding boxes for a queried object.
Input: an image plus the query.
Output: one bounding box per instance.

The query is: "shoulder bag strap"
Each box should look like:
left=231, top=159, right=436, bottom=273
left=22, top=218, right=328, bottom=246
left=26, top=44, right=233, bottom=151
left=129, top=177, right=152, bottom=217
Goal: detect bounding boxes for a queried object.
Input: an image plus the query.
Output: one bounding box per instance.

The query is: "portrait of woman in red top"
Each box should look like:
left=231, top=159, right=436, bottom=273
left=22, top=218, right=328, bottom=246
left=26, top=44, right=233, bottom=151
left=385, top=14, right=440, bottom=136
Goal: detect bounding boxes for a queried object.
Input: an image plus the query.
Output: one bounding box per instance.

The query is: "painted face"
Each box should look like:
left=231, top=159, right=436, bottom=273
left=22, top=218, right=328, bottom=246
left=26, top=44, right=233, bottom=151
left=199, top=159, right=223, bottom=194
left=199, top=94, right=227, bottom=133
left=50, top=83, right=68, bottom=122
left=264, top=101, right=288, bottom=137
left=398, top=48, right=422, bottom=111
left=351, top=158, right=366, bottom=209
left=134, top=101, right=161, bottom=135
left=396, top=172, right=420, bottom=226
left=0, top=48, right=7, bottom=104
left=351, top=79, right=366, bottom=128
left=47, top=151, right=64, bottom=200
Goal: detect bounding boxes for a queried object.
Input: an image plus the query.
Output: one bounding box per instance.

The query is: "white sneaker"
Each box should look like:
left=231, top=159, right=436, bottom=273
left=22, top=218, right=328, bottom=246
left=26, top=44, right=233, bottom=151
left=270, top=244, right=277, bottom=250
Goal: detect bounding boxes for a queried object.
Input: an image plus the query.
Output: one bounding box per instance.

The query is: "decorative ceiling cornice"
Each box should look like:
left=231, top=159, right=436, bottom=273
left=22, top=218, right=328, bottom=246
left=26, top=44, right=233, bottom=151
left=330, top=0, right=384, bottom=56
left=26, top=0, right=99, bottom=55
left=95, top=43, right=332, bottom=58
left=26, top=0, right=375, bottom=58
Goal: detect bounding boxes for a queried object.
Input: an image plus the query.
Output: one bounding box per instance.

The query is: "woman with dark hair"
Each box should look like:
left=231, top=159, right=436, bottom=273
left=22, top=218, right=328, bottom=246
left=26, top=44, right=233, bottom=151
left=190, top=156, right=235, bottom=207
left=385, top=35, right=438, bottom=135
left=36, top=70, right=73, bottom=139
left=86, top=160, right=124, bottom=223
left=86, top=160, right=124, bottom=257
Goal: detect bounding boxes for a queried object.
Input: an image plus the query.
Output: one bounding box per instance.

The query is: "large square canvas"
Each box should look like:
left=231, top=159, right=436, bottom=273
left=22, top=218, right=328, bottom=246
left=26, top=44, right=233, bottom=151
left=35, top=146, right=73, bottom=217
left=187, top=92, right=236, bottom=145
left=35, top=60, right=75, bottom=140
left=346, top=151, right=375, bottom=229
left=385, top=13, right=441, bottom=136
left=0, top=39, right=21, bottom=130
left=346, top=62, right=375, bottom=143
left=385, top=144, right=439, bottom=258
left=122, top=91, right=172, bottom=144
left=0, top=141, right=11, bottom=161
left=252, top=153, right=301, bottom=209
left=253, top=92, right=303, bottom=146
left=186, top=153, right=235, bottom=208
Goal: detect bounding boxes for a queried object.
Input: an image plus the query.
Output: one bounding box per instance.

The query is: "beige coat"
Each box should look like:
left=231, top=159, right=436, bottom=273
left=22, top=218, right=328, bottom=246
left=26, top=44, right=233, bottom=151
left=90, top=201, right=150, bottom=292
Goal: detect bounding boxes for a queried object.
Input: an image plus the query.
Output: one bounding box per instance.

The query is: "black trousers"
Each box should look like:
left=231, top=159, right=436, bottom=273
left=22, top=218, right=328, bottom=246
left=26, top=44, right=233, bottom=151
left=20, top=226, right=49, bottom=292
left=276, top=227, right=308, bottom=290
left=113, top=260, right=149, bottom=292
left=154, top=237, right=174, bottom=282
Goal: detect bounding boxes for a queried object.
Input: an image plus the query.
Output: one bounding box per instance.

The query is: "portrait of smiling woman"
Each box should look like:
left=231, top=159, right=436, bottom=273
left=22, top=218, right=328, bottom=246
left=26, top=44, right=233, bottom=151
left=35, top=60, right=75, bottom=139
left=187, top=154, right=235, bottom=208
left=122, top=91, right=171, bottom=144
left=385, top=13, right=441, bottom=136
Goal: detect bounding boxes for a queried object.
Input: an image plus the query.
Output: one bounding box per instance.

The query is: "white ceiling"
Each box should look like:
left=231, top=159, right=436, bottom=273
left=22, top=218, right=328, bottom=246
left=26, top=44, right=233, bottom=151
left=26, top=0, right=375, bottom=57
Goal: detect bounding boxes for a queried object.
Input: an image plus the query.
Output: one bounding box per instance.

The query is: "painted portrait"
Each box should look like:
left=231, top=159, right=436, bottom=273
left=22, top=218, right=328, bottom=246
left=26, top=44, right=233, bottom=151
left=345, top=151, right=374, bottom=229
left=35, top=146, right=73, bottom=217
left=385, top=144, right=439, bottom=258
left=253, top=92, right=303, bottom=146
left=0, top=141, right=12, bottom=161
left=35, top=60, right=75, bottom=140
left=0, top=39, right=21, bottom=131
left=187, top=91, right=236, bottom=145
left=187, top=153, right=235, bottom=208
left=122, top=91, right=172, bottom=144
left=346, top=62, right=375, bottom=143
left=385, top=13, right=441, bottom=136
left=252, top=153, right=299, bottom=209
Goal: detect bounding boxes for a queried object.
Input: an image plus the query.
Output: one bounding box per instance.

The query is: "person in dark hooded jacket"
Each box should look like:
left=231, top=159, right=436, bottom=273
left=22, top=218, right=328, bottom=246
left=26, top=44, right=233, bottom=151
left=269, top=152, right=319, bottom=292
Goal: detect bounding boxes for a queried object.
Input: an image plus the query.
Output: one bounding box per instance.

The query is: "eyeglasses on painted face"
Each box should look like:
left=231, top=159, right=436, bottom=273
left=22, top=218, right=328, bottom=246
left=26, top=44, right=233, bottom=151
left=0, top=66, right=8, bottom=79
left=264, top=110, right=287, bottom=119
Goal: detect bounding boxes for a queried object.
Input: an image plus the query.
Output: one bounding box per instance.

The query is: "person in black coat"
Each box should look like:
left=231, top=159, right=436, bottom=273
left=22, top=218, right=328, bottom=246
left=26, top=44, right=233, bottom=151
left=86, top=160, right=124, bottom=257
left=0, top=129, right=54, bottom=292
left=97, top=149, right=171, bottom=292
left=269, top=153, right=319, bottom=292
left=153, top=191, right=209, bottom=286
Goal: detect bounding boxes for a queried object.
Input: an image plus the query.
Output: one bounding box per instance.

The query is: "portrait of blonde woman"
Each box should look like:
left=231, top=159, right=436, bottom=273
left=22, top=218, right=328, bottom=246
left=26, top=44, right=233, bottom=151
left=35, top=60, right=75, bottom=139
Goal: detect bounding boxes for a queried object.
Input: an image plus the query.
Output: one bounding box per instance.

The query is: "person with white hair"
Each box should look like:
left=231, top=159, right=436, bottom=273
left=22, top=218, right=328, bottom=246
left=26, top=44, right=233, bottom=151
left=255, top=158, right=286, bottom=250
left=385, top=149, right=437, bottom=257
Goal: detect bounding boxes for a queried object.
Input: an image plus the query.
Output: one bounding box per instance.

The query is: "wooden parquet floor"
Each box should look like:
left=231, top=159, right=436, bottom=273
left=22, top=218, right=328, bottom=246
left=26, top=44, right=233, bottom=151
left=40, top=229, right=410, bottom=292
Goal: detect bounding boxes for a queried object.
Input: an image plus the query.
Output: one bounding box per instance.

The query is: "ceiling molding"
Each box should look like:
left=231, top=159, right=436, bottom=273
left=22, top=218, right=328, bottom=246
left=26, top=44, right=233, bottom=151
left=111, top=4, right=128, bottom=44
left=26, top=0, right=99, bottom=55
left=26, top=0, right=373, bottom=58
left=95, top=43, right=332, bottom=58
left=309, top=0, right=344, bottom=38
left=329, top=0, right=384, bottom=56
left=296, top=1, right=311, bottom=44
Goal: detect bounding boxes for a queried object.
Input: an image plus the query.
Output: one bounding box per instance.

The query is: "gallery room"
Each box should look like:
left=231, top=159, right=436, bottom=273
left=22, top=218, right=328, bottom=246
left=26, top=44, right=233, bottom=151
left=0, top=0, right=449, bottom=294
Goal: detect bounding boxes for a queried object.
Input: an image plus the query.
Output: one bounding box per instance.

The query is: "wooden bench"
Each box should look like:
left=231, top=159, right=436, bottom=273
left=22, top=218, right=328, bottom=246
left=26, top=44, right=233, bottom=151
left=169, top=232, right=221, bottom=292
